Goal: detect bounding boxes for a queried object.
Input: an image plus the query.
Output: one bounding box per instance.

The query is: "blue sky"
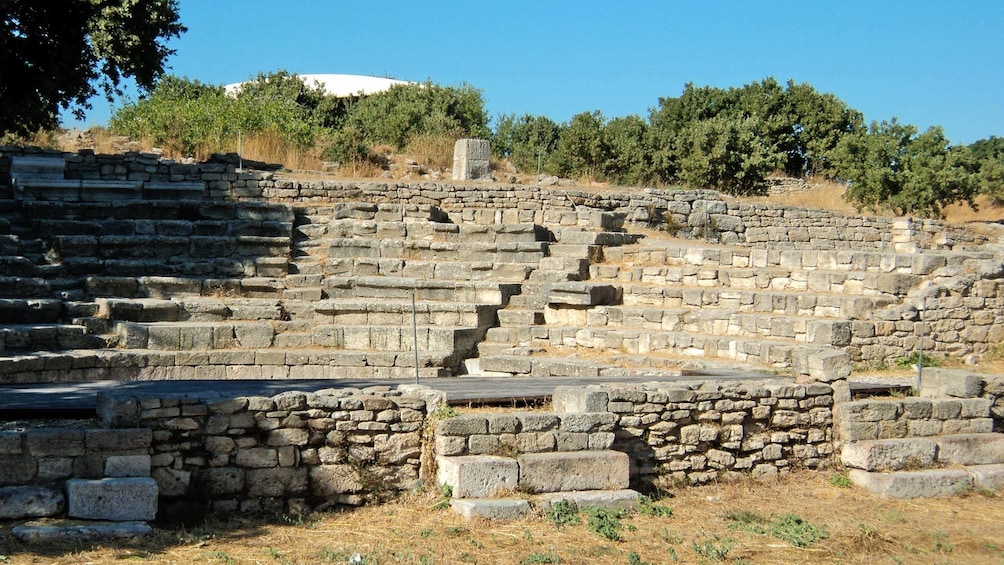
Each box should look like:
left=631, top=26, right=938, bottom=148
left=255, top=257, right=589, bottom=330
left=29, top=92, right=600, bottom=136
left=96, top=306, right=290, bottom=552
left=74, top=0, right=1003, bottom=145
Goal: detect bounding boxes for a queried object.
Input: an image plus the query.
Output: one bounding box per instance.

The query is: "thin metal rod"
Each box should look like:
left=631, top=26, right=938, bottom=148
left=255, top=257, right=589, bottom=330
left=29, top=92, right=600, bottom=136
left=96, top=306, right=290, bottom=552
left=412, top=290, right=420, bottom=384
left=918, top=302, right=925, bottom=383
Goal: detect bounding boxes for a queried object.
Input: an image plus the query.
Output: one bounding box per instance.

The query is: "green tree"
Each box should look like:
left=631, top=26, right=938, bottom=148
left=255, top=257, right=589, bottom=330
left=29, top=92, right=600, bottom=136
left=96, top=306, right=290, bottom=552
left=552, top=110, right=607, bottom=179
left=833, top=119, right=977, bottom=218
left=675, top=114, right=781, bottom=195
left=492, top=113, right=561, bottom=173
left=344, top=82, right=488, bottom=149
left=1, top=0, right=185, bottom=135
left=601, top=115, right=652, bottom=186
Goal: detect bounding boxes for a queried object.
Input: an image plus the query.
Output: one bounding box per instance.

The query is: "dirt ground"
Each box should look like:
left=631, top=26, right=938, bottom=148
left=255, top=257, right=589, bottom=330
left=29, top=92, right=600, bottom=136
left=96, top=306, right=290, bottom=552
left=1, top=471, right=1001, bottom=564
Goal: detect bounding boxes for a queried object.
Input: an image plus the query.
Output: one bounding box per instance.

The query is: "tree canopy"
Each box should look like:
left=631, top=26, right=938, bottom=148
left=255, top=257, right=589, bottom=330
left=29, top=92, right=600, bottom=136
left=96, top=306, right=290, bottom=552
left=0, top=0, right=185, bottom=135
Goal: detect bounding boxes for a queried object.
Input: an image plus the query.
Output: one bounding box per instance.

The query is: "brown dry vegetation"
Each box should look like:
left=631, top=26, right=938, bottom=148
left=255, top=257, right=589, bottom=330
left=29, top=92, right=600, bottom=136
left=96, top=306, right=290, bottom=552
left=1, top=472, right=1001, bottom=564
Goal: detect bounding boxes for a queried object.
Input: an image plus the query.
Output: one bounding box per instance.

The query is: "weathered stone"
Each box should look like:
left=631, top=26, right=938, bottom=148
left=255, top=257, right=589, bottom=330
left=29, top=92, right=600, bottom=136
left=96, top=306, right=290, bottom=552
left=849, top=469, right=972, bottom=498
left=13, top=522, right=152, bottom=543
left=0, top=486, right=64, bottom=519
left=841, top=438, right=938, bottom=471
left=450, top=498, right=530, bottom=520
left=535, top=489, right=641, bottom=513
left=517, top=451, right=629, bottom=493
left=437, top=455, right=518, bottom=498
left=310, top=464, right=363, bottom=497
left=196, top=467, right=244, bottom=495
left=25, top=429, right=84, bottom=457
left=151, top=467, right=191, bottom=497
left=247, top=467, right=308, bottom=497
left=551, top=386, right=609, bottom=413
left=234, top=447, right=278, bottom=468
left=105, top=455, right=152, bottom=477
left=66, top=478, right=158, bottom=521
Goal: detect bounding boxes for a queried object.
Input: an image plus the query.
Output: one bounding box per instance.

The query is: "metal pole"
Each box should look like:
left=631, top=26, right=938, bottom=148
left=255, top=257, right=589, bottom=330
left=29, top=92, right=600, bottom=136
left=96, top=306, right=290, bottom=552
left=918, top=300, right=925, bottom=384
left=237, top=130, right=243, bottom=170
left=536, top=151, right=542, bottom=189
left=412, top=289, right=420, bottom=384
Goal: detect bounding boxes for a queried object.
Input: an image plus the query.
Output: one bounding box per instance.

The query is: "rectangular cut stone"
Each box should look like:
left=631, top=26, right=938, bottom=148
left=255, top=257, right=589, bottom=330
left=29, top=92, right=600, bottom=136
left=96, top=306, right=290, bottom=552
left=437, top=455, right=518, bottom=499
left=849, top=469, right=972, bottom=498
left=535, top=489, right=641, bottom=513
left=450, top=498, right=530, bottom=520
left=841, top=438, right=937, bottom=471
left=451, top=139, right=491, bottom=181
left=66, top=478, right=158, bottom=521
left=968, top=464, right=1004, bottom=491
left=552, top=386, right=609, bottom=413
left=104, top=455, right=152, bottom=478
left=517, top=450, right=629, bottom=493
left=934, top=433, right=1004, bottom=466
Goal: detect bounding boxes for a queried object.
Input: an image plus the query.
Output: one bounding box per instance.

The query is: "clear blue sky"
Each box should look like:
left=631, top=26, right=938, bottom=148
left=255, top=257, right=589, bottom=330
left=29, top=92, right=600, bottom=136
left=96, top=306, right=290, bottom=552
left=74, top=0, right=1003, bottom=145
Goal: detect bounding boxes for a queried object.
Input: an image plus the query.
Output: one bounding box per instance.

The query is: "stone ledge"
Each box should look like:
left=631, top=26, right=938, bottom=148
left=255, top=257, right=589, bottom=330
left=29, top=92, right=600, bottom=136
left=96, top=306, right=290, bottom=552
left=12, top=521, right=152, bottom=543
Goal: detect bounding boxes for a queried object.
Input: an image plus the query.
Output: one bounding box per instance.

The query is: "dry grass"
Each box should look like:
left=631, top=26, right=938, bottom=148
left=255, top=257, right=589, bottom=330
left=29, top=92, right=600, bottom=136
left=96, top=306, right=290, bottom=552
left=236, top=131, right=324, bottom=171
left=2, top=472, right=1000, bottom=564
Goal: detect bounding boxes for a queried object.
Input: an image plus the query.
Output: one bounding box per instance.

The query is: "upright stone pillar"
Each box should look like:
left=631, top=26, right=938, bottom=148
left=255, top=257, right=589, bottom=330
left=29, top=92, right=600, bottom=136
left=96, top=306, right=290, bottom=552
left=452, top=139, right=491, bottom=181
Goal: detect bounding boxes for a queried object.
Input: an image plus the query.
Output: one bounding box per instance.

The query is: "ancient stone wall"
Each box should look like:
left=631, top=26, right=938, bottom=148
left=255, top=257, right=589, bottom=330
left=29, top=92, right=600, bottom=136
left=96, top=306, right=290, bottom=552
left=435, top=381, right=834, bottom=491
left=96, top=386, right=439, bottom=514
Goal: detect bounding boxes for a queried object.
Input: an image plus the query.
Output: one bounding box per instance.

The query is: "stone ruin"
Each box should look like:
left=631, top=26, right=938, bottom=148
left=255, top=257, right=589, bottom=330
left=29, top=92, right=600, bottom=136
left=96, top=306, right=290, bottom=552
left=0, top=147, right=1001, bottom=534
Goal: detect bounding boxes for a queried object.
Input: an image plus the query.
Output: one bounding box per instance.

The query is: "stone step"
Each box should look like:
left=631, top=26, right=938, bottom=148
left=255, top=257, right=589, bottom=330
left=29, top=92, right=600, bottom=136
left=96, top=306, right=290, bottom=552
left=602, top=240, right=990, bottom=275
left=437, top=451, right=630, bottom=499
left=0, top=348, right=454, bottom=383
left=51, top=234, right=289, bottom=261
left=96, top=297, right=291, bottom=323
left=0, top=276, right=51, bottom=298
left=323, top=277, right=520, bottom=306
left=834, top=397, right=993, bottom=442
left=19, top=199, right=294, bottom=224
left=0, top=323, right=100, bottom=352
left=66, top=478, right=158, bottom=521
left=0, top=256, right=39, bottom=277
left=318, top=257, right=535, bottom=282
left=541, top=306, right=853, bottom=347
left=528, top=256, right=590, bottom=282
left=451, top=489, right=641, bottom=521
left=311, top=324, right=484, bottom=354
left=318, top=219, right=545, bottom=243
left=848, top=468, right=974, bottom=498
left=30, top=218, right=290, bottom=238
left=556, top=230, right=642, bottom=246
left=316, top=238, right=548, bottom=263
left=481, top=327, right=810, bottom=367
left=12, top=521, right=153, bottom=543
left=842, top=433, right=1004, bottom=472
left=84, top=276, right=288, bottom=299
left=314, top=299, right=498, bottom=327
left=619, top=284, right=896, bottom=319
left=296, top=202, right=447, bottom=223
left=592, top=263, right=924, bottom=296
left=0, top=298, right=64, bottom=323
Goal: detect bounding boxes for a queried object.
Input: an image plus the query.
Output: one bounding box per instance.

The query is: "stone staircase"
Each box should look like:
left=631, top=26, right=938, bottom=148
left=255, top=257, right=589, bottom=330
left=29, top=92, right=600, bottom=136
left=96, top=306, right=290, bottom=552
left=837, top=371, right=1004, bottom=497
left=476, top=232, right=1000, bottom=381
left=434, top=411, right=640, bottom=520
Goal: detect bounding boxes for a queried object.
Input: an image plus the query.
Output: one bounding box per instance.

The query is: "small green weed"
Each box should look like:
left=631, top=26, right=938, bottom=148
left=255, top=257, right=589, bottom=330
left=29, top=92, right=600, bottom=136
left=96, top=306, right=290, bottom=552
left=205, top=551, right=235, bottom=564
left=638, top=495, right=673, bottom=517
left=545, top=499, right=581, bottom=529
left=431, top=483, right=453, bottom=510
left=429, top=405, right=460, bottom=419
left=445, top=525, right=469, bottom=536
left=930, top=530, right=953, bottom=554
left=895, top=352, right=939, bottom=368
left=691, top=535, right=735, bottom=561
left=627, top=551, right=649, bottom=565
left=659, top=527, right=682, bottom=544
left=829, top=473, right=853, bottom=488
left=521, top=551, right=562, bottom=564
left=585, top=507, right=627, bottom=541
left=419, top=557, right=433, bottom=565
left=420, top=528, right=434, bottom=538
left=771, top=513, right=828, bottom=548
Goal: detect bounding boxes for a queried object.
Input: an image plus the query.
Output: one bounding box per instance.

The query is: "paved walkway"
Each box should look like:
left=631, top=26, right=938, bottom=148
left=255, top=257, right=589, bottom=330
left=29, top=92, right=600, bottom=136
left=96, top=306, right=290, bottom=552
left=0, top=368, right=785, bottom=414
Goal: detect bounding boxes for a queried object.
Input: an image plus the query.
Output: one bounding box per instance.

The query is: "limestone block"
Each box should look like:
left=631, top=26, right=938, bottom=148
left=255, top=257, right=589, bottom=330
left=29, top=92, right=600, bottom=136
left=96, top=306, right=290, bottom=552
left=13, top=522, right=152, bottom=543
left=235, top=447, right=278, bottom=468
left=935, top=433, right=1004, bottom=466
left=66, top=478, right=158, bottom=521
left=0, top=486, right=64, bottom=519
left=25, top=429, right=84, bottom=457
left=436, top=416, right=488, bottom=436
left=517, top=451, right=629, bottom=493
left=192, top=467, right=242, bottom=496
left=807, top=349, right=851, bottom=382
left=105, top=455, right=151, bottom=477
left=85, top=429, right=152, bottom=450
left=451, top=498, right=530, bottom=520
left=535, top=489, right=641, bottom=513
left=552, top=386, right=609, bottom=413
left=246, top=467, right=308, bottom=498
left=151, top=467, right=191, bottom=497
left=841, top=438, right=937, bottom=471
left=547, top=283, right=620, bottom=306
left=451, top=139, right=491, bottom=181
left=0, top=454, right=38, bottom=486
left=437, top=455, right=518, bottom=498
left=919, top=371, right=984, bottom=399
left=849, top=469, right=972, bottom=498
left=310, top=464, right=363, bottom=497
left=968, top=464, right=1004, bottom=491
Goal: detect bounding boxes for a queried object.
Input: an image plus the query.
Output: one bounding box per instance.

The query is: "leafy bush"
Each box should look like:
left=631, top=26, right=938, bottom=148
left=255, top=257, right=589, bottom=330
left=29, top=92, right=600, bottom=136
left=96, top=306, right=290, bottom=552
left=585, top=507, right=627, bottom=541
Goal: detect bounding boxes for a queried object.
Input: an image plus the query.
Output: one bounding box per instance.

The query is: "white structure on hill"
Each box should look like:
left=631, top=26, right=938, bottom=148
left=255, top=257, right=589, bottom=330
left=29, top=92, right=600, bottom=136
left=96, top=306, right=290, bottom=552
left=224, top=74, right=411, bottom=98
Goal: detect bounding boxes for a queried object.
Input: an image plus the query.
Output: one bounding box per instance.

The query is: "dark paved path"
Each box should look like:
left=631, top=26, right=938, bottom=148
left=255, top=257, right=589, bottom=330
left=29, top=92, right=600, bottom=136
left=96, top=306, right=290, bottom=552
left=0, top=368, right=785, bottom=414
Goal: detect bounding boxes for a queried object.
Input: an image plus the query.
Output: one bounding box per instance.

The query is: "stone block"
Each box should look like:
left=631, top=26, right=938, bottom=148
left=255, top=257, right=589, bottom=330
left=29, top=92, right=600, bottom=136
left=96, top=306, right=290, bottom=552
left=151, top=467, right=191, bottom=497
left=105, top=455, right=151, bottom=477
left=0, top=486, right=64, bottom=519
left=968, top=464, right=1004, bottom=491
left=246, top=468, right=308, bottom=498
left=841, top=438, right=937, bottom=471
left=517, top=451, right=629, bottom=493
left=919, top=370, right=984, bottom=399
left=450, top=498, right=530, bottom=520
left=807, top=349, right=851, bottom=382
left=310, top=464, right=363, bottom=497
left=25, top=429, right=84, bottom=457
left=535, top=489, right=641, bottom=513
left=86, top=428, right=152, bottom=450
left=13, top=522, right=152, bottom=543
left=437, top=455, right=518, bottom=498
left=546, top=283, right=620, bottom=306
left=849, top=469, right=972, bottom=498
left=436, top=415, right=488, bottom=436
left=552, top=386, right=609, bottom=413
left=451, top=139, right=491, bottom=181
left=935, top=433, right=1004, bottom=466
left=0, top=454, right=38, bottom=486
left=66, top=478, right=158, bottom=521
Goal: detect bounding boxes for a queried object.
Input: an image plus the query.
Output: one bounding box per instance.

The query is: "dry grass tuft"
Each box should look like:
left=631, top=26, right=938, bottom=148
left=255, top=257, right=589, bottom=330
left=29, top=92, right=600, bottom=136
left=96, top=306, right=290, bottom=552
left=3, top=472, right=1001, bottom=564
